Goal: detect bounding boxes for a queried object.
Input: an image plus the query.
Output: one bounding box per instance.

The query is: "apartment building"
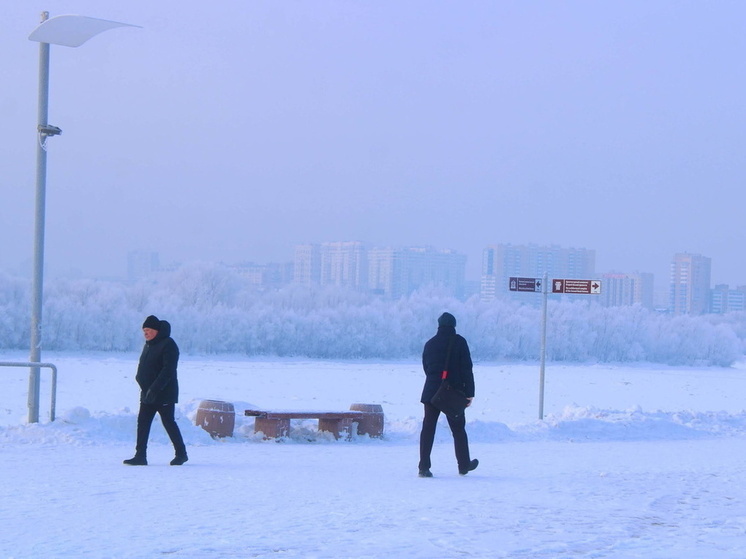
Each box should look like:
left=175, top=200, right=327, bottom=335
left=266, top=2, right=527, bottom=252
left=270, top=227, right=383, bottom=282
left=601, top=272, right=654, bottom=309
left=293, top=241, right=368, bottom=289
left=368, top=246, right=466, bottom=298
left=710, top=284, right=746, bottom=314
left=669, top=252, right=711, bottom=315
left=294, top=242, right=466, bottom=297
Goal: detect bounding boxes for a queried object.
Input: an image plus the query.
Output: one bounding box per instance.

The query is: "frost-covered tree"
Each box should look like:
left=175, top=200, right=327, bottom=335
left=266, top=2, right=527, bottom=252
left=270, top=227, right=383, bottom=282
left=0, top=264, right=743, bottom=366
left=0, top=272, right=29, bottom=349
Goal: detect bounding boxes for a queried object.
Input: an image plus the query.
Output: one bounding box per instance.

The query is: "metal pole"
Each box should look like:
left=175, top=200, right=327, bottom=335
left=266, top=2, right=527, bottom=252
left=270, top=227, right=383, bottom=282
left=29, top=11, right=51, bottom=423
left=538, top=271, right=548, bottom=420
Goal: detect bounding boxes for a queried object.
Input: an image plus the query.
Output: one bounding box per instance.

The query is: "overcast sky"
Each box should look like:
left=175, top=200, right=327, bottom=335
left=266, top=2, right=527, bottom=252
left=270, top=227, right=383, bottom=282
left=2, top=1, right=745, bottom=289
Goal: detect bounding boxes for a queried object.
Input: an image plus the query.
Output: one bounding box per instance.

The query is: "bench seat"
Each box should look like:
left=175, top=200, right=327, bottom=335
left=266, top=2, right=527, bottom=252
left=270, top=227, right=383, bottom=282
left=244, top=409, right=367, bottom=439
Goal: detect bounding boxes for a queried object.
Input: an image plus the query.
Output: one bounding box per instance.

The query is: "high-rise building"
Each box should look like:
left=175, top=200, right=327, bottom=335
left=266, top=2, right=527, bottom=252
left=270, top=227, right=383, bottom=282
left=710, top=284, right=746, bottom=314
left=320, top=241, right=368, bottom=289
left=294, top=242, right=466, bottom=297
left=481, top=243, right=596, bottom=303
left=669, top=252, right=711, bottom=315
left=294, top=242, right=367, bottom=289
left=368, top=246, right=466, bottom=298
left=293, top=244, right=321, bottom=285
left=600, top=272, right=654, bottom=309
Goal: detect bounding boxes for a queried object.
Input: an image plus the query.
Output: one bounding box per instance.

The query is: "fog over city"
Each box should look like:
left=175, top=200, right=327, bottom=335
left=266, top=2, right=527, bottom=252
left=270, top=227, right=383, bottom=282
left=2, top=1, right=745, bottom=286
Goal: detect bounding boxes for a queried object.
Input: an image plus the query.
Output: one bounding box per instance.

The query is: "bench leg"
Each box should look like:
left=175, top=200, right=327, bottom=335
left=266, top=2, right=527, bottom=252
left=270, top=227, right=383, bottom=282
left=318, top=418, right=353, bottom=440
left=254, top=417, right=290, bottom=439
left=349, top=404, right=384, bottom=438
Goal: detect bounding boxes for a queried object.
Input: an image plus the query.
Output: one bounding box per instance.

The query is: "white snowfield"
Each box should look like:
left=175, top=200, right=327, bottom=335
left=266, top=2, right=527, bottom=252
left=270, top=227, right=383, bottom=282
left=2, top=354, right=746, bottom=558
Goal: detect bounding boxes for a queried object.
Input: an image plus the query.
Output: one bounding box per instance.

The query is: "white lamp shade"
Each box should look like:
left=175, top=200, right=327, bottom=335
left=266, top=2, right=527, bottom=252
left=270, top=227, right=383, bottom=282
left=28, top=14, right=140, bottom=48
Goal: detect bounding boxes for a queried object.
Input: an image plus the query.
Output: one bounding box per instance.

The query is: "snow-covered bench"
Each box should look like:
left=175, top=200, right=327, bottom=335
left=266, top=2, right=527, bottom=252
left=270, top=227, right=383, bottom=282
left=244, top=403, right=384, bottom=439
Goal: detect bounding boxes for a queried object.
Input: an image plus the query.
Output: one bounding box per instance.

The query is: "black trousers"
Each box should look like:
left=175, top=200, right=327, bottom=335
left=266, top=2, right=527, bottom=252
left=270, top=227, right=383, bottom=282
left=135, top=403, right=186, bottom=456
left=419, top=401, right=470, bottom=470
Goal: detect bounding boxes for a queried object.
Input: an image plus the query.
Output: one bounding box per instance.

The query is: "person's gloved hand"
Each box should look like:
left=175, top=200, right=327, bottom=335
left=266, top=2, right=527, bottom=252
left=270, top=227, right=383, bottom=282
left=143, top=388, right=157, bottom=404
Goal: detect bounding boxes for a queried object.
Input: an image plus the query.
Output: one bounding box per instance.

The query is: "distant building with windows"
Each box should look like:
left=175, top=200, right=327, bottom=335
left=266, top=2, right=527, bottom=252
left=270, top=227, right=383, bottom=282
left=293, top=241, right=368, bottom=289
left=710, top=284, right=746, bottom=314
left=293, top=244, right=321, bottom=286
left=319, top=241, right=368, bottom=289
left=600, top=272, right=654, bottom=309
left=669, top=252, right=711, bottom=315
left=293, top=242, right=466, bottom=297
left=481, top=243, right=596, bottom=304
left=368, top=246, right=466, bottom=298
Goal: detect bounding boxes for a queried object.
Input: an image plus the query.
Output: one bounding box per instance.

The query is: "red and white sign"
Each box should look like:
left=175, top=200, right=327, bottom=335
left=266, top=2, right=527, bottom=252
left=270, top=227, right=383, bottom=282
left=551, top=279, right=602, bottom=294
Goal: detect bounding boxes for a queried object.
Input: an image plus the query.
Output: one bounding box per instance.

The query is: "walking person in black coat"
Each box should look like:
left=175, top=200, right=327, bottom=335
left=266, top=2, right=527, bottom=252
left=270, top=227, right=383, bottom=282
left=123, top=315, right=188, bottom=466
left=418, top=312, right=478, bottom=477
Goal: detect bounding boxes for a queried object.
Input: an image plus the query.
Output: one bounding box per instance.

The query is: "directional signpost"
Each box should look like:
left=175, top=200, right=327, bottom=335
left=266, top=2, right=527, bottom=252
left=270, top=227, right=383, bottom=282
left=509, top=275, right=602, bottom=419
left=509, top=277, right=543, bottom=293
left=552, top=279, right=602, bottom=294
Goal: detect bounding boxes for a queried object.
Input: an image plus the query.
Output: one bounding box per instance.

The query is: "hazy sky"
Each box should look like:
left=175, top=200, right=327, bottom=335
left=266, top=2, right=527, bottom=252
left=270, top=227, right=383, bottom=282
left=2, top=1, right=745, bottom=287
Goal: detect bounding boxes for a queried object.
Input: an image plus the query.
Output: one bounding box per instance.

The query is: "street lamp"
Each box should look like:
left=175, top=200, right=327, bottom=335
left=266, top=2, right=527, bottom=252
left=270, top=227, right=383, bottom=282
left=26, top=12, right=139, bottom=423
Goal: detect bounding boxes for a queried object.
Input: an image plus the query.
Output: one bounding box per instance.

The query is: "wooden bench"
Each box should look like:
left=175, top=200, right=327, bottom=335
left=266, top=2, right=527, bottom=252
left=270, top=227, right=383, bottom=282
left=245, top=405, right=383, bottom=439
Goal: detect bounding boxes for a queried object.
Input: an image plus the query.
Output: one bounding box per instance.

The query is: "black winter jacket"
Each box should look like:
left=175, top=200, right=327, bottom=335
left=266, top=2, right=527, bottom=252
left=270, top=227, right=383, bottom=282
left=421, top=325, right=474, bottom=404
left=136, top=320, right=179, bottom=405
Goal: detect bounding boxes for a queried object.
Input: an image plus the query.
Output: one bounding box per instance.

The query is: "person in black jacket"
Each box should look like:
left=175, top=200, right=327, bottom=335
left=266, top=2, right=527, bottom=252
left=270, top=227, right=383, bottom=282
left=418, top=312, right=478, bottom=477
left=123, top=315, right=188, bottom=466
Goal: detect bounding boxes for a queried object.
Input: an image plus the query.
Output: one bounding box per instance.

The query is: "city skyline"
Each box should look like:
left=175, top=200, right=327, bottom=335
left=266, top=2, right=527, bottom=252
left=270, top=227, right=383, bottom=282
left=126, top=242, right=746, bottom=314
left=8, top=239, right=746, bottom=314
left=2, top=3, right=745, bottom=290
left=8, top=238, right=746, bottom=290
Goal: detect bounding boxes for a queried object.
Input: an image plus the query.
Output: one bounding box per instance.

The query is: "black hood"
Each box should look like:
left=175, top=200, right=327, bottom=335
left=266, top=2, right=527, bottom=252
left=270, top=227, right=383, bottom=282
left=148, top=320, right=171, bottom=344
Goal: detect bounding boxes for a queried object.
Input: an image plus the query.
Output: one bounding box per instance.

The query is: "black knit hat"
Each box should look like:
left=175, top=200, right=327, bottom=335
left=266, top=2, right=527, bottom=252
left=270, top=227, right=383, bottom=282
left=142, top=315, right=160, bottom=330
left=437, top=312, right=457, bottom=328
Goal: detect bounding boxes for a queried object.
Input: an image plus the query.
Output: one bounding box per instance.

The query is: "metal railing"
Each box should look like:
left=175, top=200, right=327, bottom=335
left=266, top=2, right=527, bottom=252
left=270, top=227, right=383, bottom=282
left=0, top=361, right=58, bottom=422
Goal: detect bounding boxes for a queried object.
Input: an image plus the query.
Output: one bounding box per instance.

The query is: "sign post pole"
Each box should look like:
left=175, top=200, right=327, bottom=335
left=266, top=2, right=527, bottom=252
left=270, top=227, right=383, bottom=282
left=511, top=275, right=601, bottom=421
left=538, top=272, right=548, bottom=420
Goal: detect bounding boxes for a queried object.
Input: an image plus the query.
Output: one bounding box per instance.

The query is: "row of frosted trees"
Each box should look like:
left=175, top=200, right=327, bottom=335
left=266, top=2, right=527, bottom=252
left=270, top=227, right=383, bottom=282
left=0, top=263, right=743, bottom=366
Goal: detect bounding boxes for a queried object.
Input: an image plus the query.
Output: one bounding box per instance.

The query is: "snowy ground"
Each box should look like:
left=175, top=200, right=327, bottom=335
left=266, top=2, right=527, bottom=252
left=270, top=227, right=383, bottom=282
left=2, top=352, right=746, bottom=558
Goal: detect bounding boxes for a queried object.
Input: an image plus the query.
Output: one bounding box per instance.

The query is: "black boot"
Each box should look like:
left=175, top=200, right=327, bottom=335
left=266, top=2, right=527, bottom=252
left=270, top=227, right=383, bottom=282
left=170, top=453, right=188, bottom=466
left=458, top=458, right=478, bottom=476
left=418, top=468, right=433, bottom=478
left=123, top=454, right=147, bottom=466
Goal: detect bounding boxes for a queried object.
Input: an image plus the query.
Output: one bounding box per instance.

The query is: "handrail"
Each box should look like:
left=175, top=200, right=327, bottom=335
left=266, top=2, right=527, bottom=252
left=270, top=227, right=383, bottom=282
left=0, top=361, right=58, bottom=422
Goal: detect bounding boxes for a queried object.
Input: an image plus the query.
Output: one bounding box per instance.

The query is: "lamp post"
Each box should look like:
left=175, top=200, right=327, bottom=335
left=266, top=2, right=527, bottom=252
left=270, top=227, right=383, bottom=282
left=26, top=12, right=139, bottom=423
